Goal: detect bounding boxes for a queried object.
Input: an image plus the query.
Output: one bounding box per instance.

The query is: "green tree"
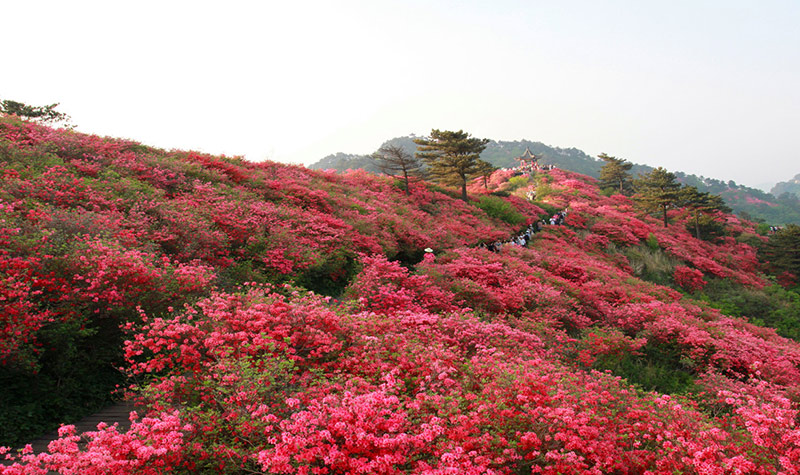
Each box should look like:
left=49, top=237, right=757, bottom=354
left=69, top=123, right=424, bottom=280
left=598, top=153, right=633, bottom=195
left=371, top=144, right=423, bottom=195
left=0, top=99, right=72, bottom=127
left=634, top=167, right=682, bottom=227
left=475, top=159, right=497, bottom=190
left=760, top=224, right=800, bottom=281
left=680, top=186, right=731, bottom=240
left=414, top=129, right=489, bottom=201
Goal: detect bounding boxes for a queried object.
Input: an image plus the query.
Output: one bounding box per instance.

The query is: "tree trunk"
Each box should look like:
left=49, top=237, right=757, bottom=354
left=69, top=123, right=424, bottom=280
left=695, top=212, right=701, bottom=239
left=461, top=180, right=468, bottom=202
left=403, top=170, right=410, bottom=196
left=662, top=204, right=669, bottom=227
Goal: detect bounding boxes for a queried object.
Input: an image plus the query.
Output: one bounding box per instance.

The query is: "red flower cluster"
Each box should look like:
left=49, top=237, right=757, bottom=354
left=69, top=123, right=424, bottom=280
left=3, top=116, right=800, bottom=473
left=674, top=265, right=707, bottom=292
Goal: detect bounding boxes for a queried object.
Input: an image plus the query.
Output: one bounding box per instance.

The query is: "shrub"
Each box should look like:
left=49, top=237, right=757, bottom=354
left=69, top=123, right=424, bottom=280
left=646, top=232, right=660, bottom=251
left=475, top=195, right=526, bottom=225
left=505, top=175, right=529, bottom=192
left=673, top=265, right=707, bottom=293
left=687, top=215, right=729, bottom=242
left=699, top=280, right=800, bottom=341
left=623, top=245, right=680, bottom=286
left=294, top=250, right=359, bottom=297
left=592, top=339, right=699, bottom=395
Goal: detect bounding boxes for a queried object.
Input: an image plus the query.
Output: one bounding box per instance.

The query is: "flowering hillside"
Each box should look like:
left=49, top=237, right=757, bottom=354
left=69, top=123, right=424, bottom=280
left=3, top=116, right=800, bottom=473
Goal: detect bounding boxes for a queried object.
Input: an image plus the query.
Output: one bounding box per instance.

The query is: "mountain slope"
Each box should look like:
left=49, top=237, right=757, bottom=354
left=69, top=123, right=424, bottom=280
left=311, top=136, right=800, bottom=225
left=3, top=116, right=800, bottom=473
left=772, top=172, right=800, bottom=198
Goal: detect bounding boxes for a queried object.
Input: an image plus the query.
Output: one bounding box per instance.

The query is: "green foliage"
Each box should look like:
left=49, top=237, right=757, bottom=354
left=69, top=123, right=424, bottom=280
left=530, top=180, right=555, bottom=201
left=771, top=173, right=800, bottom=199
left=371, top=145, right=423, bottom=196
left=475, top=195, right=526, bottom=226
left=392, top=178, right=408, bottom=194
left=308, top=135, right=800, bottom=225
left=623, top=244, right=681, bottom=286
left=680, top=186, right=731, bottom=240
left=474, top=160, right=497, bottom=190
left=216, top=260, right=273, bottom=291
left=683, top=214, right=729, bottom=243
left=633, top=167, right=682, bottom=227
left=0, top=317, right=123, bottom=447
left=505, top=175, right=529, bottom=192
left=294, top=251, right=360, bottom=297
left=0, top=99, right=73, bottom=127
left=534, top=201, right=560, bottom=218
left=598, top=153, right=633, bottom=195
left=169, top=353, right=301, bottom=474
left=593, top=340, right=698, bottom=395
left=414, top=129, right=489, bottom=201
left=645, top=233, right=660, bottom=251
left=755, top=223, right=771, bottom=236
left=428, top=183, right=463, bottom=201
left=736, top=232, right=766, bottom=253
left=759, top=224, right=800, bottom=280
left=698, top=280, right=800, bottom=340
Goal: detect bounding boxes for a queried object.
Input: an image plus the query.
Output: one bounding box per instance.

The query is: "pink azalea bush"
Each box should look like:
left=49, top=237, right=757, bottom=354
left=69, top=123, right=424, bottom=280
left=674, top=265, right=707, bottom=292
left=5, top=116, right=800, bottom=473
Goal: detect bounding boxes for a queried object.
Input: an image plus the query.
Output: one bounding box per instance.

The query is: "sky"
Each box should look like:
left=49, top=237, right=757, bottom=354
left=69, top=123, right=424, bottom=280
left=3, top=0, right=799, bottom=190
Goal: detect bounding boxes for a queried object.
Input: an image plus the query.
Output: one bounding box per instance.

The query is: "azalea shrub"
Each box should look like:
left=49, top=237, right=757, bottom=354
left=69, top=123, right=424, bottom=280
left=674, top=265, right=707, bottom=292
left=6, top=116, right=800, bottom=473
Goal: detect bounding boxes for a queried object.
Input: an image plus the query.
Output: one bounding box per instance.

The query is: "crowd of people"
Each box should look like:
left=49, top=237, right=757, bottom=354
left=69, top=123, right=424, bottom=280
left=506, top=162, right=557, bottom=176
left=478, top=209, right=569, bottom=253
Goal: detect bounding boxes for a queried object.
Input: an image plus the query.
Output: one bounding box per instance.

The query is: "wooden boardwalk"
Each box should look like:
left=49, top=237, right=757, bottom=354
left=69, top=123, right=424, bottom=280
left=2, top=401, right=139, bottom=471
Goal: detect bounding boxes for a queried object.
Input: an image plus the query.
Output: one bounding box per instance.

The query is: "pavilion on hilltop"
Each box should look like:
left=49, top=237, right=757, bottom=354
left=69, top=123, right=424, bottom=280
left=515, top=147, right=540, bottom=169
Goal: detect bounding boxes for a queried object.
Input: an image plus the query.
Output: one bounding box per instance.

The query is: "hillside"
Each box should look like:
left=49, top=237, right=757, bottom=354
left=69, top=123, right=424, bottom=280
left=311, top=137, right=800, bottom=225
left=3, top=116, right=800, bottom=473
left=772, top=172, right=800, bottom=199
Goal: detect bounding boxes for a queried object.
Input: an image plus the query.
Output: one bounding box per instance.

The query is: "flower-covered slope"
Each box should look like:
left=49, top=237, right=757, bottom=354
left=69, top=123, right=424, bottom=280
left=3, top=116, right=800, bottom=474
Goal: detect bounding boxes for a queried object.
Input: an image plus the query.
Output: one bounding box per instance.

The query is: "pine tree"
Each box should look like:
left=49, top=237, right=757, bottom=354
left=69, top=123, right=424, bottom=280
left=598, top=153, right=633, bottom=195
left=475, top=160, right=497, bottom=190
left=414, top=129, right=489, bottom=201
left=633, top=167, right=682, bottom=227
left=679, top=186, right=731, bottom=239
left=371, top=144, right=423, bottom=195
left=760, top=224, right=800, bottom=281
left=0, top=99, right=72, bottom=127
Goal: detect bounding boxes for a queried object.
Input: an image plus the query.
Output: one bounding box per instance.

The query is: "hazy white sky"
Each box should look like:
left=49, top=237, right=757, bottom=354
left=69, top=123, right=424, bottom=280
left=3, top=0, right=799, bottom=189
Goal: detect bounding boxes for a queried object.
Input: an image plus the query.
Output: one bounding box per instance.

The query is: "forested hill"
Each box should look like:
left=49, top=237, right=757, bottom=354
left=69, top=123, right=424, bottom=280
left=309, top=136, right=617, bottom=177
left=772, top=172, right=800, bottom=199
left=4, top=115, right=800, bottom=473
left=310, top=136, right=800, bottom=224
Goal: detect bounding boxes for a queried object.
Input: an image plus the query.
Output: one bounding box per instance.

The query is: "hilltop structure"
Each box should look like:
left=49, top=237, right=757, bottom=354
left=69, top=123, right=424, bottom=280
left=514, top=147, right=540, bottom=172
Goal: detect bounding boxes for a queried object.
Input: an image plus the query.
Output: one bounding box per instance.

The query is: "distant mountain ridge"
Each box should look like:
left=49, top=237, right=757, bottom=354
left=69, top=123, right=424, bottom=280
left=309, top=136, right=800, bottom=225
left=772, top=173, right=800, bottom=198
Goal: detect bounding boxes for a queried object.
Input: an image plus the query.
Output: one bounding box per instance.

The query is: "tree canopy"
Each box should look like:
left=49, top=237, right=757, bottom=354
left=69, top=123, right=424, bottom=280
left=414, top=129, right=489, bottom=201
left=760, top=224, right=800, bottom=284
left=475, top=159, right=497, bottom=190
left=598, top=153, right=633, bottom=195
left=679, top=186, right=731, bottom=240
left=634, top=167, right=682, bottom=227
left=371, top=144, right=423, bottom=195
left=0, top=99, right=72, bottom=127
